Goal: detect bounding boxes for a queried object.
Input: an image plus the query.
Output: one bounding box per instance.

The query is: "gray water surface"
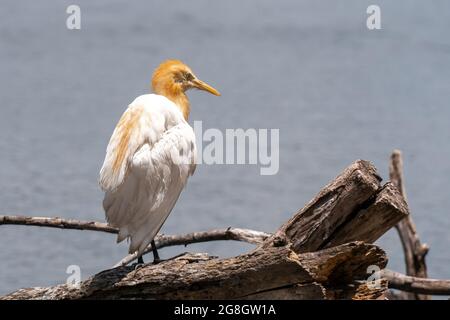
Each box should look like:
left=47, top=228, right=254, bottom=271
left=1, top=0, right=449, bottom=296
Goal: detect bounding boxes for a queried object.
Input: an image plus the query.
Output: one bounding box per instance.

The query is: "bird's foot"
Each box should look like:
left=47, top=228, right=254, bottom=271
left=134, top=255, right=145, bottom=270
left=134, top=262, right=145, bottom=270
left=152, top=258, right=161, bottom=265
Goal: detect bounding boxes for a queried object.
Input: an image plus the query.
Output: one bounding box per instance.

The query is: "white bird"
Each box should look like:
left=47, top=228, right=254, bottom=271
left=99, top=60, right=220, bottom=263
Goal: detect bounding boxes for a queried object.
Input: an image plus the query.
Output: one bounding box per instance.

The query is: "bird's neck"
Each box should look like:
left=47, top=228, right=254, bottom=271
left=154, top=86, right=190, bottom=120
left=167, top=92, right=190, bottom=120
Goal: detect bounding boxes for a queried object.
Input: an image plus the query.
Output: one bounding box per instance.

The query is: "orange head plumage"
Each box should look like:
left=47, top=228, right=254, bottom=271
left=151, top=60, right=220, bottom=120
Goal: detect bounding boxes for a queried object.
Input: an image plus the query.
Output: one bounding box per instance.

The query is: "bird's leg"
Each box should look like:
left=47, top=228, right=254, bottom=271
left=151, top=240, right=161, bottom=264
left=133, top=255, right=145, bottom=270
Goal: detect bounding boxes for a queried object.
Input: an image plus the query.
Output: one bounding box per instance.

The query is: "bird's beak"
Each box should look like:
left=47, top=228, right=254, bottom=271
left=192, top=78, right=221, bottom=96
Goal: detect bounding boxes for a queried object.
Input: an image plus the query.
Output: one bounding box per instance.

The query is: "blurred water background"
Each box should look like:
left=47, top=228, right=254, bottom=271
left=0, top=0, right=449, bottom=297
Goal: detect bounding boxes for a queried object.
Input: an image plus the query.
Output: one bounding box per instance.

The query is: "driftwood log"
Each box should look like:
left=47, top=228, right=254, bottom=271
left=3, top=242, right=387, bottom=300
left=1, top=160, right=411, bottom=300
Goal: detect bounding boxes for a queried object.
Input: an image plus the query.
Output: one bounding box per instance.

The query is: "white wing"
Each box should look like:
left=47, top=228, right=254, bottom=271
left=99, top=94, right=197, bottom=255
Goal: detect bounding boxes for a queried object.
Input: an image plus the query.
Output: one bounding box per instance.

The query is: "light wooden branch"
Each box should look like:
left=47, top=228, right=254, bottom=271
left=0, top=161, right=407, bottom=253
left=389, top=149, right=430, bottom=300
left=0, top=215, right=117, bottom=233
left=114, top=228, right=270, bottom=267
left=0, top=215, right=269, bottom=266
left=381, top=270, right=450, bottom=295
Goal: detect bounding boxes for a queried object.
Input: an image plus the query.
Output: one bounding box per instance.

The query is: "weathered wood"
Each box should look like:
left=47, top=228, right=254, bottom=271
left=381, top=270, right=450, bottom=295
left=246, top=280, right=389, bottom=300
left=389, top=149, right=430, bottom=300
left=115, top=228, right=270, bottom=267
left=324, top=183, right=408, bottom=247
left=263, top=160, right=406, bottom=252
left=0, top=242, right=387, bottom=300
left=242, top=283, right=327, bottom=300
left=325, top=280, right=388, bottom=300
left=0, top=216, right=270, bottom=267
left=0, top=215, right=117, bottom=234
left=0, top=159, right=411, bottom=300
left=267, top=160, right=381, bottom=252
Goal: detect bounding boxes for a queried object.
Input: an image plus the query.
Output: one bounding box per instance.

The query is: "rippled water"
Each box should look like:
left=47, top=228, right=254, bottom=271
left=0, top=0, right=449, bottom=296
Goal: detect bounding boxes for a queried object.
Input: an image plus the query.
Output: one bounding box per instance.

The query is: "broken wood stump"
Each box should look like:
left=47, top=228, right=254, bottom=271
left=0, top=160, right=409, bottom=300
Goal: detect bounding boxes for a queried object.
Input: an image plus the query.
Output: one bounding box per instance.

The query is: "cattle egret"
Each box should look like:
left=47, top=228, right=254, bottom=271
left=99, top=60, right=220, bottom=263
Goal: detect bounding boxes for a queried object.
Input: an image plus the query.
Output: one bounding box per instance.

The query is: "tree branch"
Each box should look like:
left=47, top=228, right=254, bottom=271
left=114, top=228, right=270, bottom=267
left=0, top=215, right=270, bottom=266
left=389, top=149, right=430, bottom=300
left=0, top=215, right=117, bottom=233
left=382, top=270, right=450, bottom=295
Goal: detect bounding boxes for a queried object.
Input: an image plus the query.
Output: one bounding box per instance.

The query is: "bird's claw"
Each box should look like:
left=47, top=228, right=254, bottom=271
left=134, top=262, right=145, bottom=270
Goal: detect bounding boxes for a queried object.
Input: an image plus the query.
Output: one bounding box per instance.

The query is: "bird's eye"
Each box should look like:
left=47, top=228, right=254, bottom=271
left=174, top=72, right=194, bottom=83
left=184, top=72, right=194, bottom=81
